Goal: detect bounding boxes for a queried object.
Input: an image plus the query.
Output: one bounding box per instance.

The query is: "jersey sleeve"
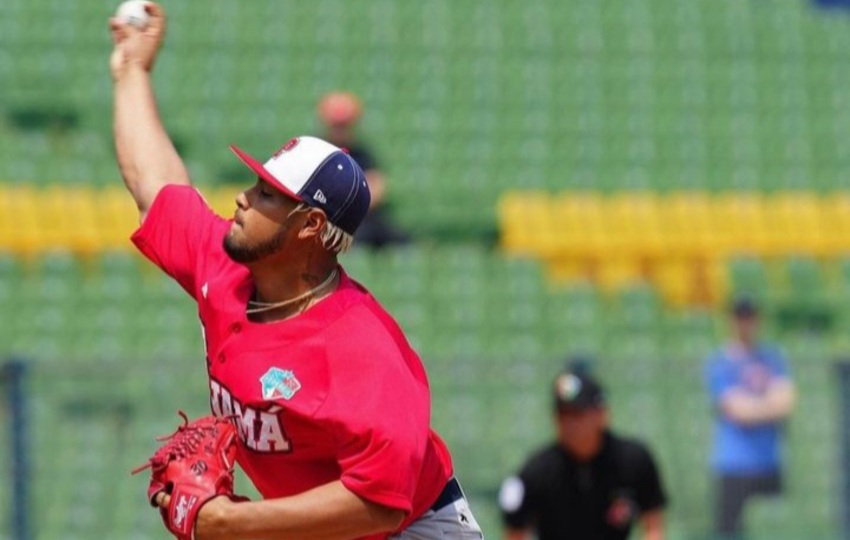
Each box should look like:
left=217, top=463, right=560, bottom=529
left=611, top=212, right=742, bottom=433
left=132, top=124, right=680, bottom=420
left=630, top=444, right=667, bottom=513
left=324, top=323, right=432, bottom=513
left=130, top=185, right=228, bottom=299
left=499, top=457, right=544, bottom=530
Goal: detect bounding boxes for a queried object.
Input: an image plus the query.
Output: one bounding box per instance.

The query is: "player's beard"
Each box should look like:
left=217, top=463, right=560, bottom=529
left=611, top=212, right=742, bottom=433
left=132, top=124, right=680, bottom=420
left=223, top=223, right=289, bottom=263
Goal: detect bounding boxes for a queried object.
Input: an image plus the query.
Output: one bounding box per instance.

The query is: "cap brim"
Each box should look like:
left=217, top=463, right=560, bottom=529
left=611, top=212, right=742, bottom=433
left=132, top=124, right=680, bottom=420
left=229, top=145, right=303, bottom=202
left=556, top=402, right=603, bottom=415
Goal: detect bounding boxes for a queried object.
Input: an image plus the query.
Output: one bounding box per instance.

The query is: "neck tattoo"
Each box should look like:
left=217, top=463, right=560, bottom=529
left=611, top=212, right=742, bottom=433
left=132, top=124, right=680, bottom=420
left=246, top=268, right=339, bottom=315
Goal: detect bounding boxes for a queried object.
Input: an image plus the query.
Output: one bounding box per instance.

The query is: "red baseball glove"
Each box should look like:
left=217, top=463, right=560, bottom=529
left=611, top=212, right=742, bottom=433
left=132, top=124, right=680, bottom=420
left=132, top=411, right=246, bottom=540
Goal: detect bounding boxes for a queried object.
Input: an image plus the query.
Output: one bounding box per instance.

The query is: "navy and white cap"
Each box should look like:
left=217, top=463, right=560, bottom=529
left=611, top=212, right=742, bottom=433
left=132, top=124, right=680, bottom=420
left=230, top=136, right=371, bottom=235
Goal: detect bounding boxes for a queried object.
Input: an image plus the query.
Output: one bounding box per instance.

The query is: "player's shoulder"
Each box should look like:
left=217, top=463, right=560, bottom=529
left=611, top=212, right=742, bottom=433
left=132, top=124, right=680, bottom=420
left=606, top=431, right=657, bottom=466
left=150, top=183, right=209, bottom=211
left=329, top=271, right=407, bottom=342
left=142, top=183, right=227, bottom=235
left=318, top=272, right=416, bottom=369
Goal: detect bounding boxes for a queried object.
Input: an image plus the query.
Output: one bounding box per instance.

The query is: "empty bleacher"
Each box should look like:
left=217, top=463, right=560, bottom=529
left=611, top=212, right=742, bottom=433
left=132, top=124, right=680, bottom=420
left=3, top=0, right=850, bottom=538
left=3, top=0, right=850, bottom=234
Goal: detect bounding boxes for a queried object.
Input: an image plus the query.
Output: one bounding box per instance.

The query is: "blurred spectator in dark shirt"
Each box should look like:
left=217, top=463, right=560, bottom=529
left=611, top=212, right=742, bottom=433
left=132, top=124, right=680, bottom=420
left=317, top=91, right=410, bottom=249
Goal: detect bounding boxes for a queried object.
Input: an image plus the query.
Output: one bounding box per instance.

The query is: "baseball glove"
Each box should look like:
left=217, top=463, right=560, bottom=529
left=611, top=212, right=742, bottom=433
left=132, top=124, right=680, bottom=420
left=132, top=411, right=245, bottom=540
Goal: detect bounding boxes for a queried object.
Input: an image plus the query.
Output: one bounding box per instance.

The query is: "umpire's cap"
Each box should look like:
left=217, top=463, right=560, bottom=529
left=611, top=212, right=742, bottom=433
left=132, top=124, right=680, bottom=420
left=553, top=368, right=605, bottom=412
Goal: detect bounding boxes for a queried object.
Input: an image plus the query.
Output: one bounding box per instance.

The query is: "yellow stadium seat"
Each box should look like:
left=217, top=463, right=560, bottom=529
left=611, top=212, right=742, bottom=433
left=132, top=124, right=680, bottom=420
left=766, top=191, right=825, bottom=257
left=655, top=259, right=694, bottom=307
left=99, top=188, right=140, bottom=251
left=608, top=192, right=663, bottom=261
left=823, top=193, right=850, bottom=256
left=662, top=192, right=716, bottom=260
left=496, top=189, right=850, bottom=307
left=700, top=257, right=729, bottom=308
left=5, top=185, right=850, bottom=312
left=594, top=258, right=646, bottom=293
left=653, top=257, right=724, bottom=308
left=498, top=191, right=554, bottom=257
left=555, top=192, right=608, bottom=262
left=714, top=192, right=768, bottom=257
left=546, top=258, right=589, bottom=284
left=51, top=187, right=101, bottom=255
left=6, top=186, right=43, bottom=256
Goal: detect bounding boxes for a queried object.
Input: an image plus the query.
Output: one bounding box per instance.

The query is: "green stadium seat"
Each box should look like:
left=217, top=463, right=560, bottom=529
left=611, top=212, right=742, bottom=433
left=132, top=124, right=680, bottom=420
left=773, top=258, right=836, bottom=333
left=3, top=0, right=850, bottom=536
left=728, top=256, right=771, bottom=304
left=615, top=283, right=661, bottom=332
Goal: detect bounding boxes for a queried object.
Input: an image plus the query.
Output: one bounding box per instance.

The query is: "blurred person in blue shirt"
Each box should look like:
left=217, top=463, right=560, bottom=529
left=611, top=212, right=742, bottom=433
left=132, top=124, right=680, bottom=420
left=704, top=297, right=796, bottom=539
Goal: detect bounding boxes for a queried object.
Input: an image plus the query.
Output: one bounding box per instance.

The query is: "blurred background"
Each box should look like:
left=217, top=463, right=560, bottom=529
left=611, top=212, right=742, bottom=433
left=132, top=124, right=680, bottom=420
left=2, top=0, right=850, bottom=538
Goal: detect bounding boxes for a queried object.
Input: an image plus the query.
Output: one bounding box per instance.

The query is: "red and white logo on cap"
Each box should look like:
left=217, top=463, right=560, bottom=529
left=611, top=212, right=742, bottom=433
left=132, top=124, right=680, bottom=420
left=273, top=137, right=300, bottom=159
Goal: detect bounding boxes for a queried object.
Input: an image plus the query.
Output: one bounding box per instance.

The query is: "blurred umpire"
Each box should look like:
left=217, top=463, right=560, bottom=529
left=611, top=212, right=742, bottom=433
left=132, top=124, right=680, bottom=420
left=498, top=366, right=667, bottom=540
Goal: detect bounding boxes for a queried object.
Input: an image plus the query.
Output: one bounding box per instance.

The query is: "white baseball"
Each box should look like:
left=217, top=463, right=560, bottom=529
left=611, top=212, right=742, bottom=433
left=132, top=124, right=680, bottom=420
left=116, top=1, right=151, bottom=29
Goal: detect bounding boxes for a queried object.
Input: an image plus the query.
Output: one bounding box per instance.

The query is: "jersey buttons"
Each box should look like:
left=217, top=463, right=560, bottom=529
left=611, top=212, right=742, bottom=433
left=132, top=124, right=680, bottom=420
left=217, top=352, right=226, bottom=363
left=230, top=323, right=242, bottom=334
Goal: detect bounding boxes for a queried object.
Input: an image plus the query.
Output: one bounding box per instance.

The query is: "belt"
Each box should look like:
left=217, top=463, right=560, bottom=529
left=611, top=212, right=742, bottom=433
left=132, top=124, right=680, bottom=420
left=430, top=477, right=464, bottom=511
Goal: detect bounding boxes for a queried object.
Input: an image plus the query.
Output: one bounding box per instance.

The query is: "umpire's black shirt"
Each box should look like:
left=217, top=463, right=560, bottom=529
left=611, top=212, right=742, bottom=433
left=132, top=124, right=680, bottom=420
left=499, top=431, right=666, bottom=540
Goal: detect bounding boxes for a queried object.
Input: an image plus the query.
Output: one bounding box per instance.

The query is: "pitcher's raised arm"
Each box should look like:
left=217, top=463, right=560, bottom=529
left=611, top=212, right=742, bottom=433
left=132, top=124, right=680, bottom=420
left=109, top=2, right=190, bottom=222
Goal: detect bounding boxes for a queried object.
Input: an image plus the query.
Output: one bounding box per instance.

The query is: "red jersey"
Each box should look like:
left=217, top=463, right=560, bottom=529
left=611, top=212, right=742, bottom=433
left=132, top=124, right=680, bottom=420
left=131, top=185, right=453, bottom=536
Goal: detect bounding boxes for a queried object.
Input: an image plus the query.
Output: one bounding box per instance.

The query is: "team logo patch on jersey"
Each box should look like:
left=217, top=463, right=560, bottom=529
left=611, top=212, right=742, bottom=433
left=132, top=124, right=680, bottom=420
left=260, top=368, right=301, bottom=400
left=606, top=493, right=637, bottom=529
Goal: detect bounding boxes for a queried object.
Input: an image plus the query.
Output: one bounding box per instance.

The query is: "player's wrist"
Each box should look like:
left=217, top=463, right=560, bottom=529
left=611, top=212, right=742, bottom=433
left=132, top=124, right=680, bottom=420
left=196, top=496, right=240, bottom=540
left=112, top=61, right=151, bottom=84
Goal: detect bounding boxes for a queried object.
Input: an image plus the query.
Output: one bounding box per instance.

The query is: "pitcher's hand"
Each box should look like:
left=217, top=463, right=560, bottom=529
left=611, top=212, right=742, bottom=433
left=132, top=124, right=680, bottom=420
left=109, top=2, right=166, bottom=81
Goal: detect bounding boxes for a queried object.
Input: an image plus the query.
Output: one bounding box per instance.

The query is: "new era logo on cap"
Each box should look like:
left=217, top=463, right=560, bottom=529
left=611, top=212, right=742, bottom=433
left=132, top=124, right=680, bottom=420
left=230, top=136, right=371, bottom=235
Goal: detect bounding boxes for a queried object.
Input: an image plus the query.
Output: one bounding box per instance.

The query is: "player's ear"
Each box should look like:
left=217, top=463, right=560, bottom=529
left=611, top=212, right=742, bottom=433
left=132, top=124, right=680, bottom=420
left=297, top=207, right=328, bottom=240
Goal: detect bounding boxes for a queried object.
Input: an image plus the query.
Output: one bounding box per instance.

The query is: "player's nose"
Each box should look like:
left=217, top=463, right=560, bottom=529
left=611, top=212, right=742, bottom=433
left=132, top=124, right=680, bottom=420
left=235, top=190, right=249, bottom=209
